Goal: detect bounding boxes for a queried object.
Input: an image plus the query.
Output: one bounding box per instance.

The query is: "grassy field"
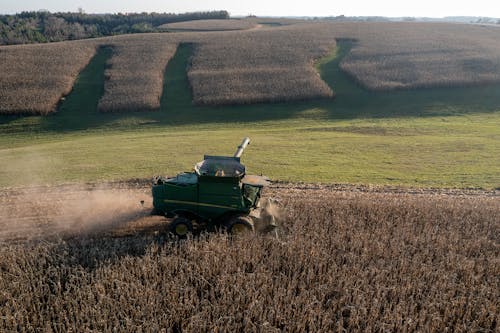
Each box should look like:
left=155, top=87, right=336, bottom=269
left=0, top=42, right=499, bottom=189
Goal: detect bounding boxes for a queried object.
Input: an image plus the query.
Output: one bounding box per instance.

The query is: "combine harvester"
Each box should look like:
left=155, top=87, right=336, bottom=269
left=152, top=138, right=278, bottom=238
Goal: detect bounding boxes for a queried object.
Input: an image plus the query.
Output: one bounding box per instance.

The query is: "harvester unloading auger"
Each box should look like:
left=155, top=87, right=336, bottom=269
left=152, top=137, right=279, bottom=238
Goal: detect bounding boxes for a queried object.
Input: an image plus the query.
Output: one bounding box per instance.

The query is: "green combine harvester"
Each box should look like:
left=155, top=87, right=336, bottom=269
left=152, top=137, right=277, bottom=238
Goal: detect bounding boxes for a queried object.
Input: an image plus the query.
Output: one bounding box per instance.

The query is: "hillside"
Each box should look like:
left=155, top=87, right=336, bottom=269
left=0, top=21, right=499, bottom=189
left=1, top=21, right=500, bottom=115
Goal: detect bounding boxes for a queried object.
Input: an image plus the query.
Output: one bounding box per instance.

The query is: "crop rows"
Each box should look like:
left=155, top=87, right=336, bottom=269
left=0, top=185, right=498, bottom=331
left=97, top=34, right=178, bottom=113
left=1, top=22, right=500, bottom=114
left=188, top=25, right=336, bottom=105
left=0, top=41, right=97, bottom=115
left=327, top=22, right=500, bottom=90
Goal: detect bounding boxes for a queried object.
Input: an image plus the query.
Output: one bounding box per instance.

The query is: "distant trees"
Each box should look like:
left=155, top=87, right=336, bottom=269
left=0, top=11, right=229, bottom=45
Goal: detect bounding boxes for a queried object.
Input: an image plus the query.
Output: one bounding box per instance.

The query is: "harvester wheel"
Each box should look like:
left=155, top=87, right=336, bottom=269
left=169, top=216, right=193, bottom=238
left=226, top=216, right=254, bottom=235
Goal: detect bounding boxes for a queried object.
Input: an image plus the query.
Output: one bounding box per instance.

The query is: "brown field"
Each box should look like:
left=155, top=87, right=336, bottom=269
left=0, top=41, right=97, bottom=115
left=187, top=25, right=336, bottom=105
left=97, top=34, right=178, bottom=113
left=328, top=22, right=500, bottom=90
left=1, top=22, right=500, bottom=114
left=159, top=19, right=258, bottom=31
left=0, top=182, right=498, bottom=331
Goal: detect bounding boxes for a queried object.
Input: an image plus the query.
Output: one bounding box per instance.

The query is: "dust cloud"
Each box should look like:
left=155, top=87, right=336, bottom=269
left=0, top=184, right=153, bottom=241
left=0, top=149, right=61, bottom=188
left=54, top=187, right=151, bottom=233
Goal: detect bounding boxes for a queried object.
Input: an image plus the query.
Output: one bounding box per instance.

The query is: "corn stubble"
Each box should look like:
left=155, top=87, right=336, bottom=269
left=0, top=187, right=498, bottom=332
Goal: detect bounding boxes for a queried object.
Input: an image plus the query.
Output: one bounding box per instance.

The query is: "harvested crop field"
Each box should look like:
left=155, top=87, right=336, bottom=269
left=1, top=182, right=498, bottom=331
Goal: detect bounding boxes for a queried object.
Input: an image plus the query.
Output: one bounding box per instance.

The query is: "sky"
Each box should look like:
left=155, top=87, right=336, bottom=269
left=1, top=0, right=500, bottom=18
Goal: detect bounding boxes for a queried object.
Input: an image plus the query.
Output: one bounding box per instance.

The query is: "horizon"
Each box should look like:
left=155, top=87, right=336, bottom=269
left=1, top=0, right=500, bottom=18
left=1, top=11, right=499, bottom=19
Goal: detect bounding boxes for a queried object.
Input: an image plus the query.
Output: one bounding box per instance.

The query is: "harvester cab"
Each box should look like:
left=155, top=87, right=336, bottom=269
left=152, top=137, right=277, bottom=238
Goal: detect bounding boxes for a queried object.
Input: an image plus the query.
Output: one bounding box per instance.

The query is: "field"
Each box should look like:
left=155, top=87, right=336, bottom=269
left=187, top=25, right=335, bottom=105
left=0, top=36, right=498, bottom=189
left=97, top=34, right=178, bottom=112
left=0, top=20, right=499, bottom=331
left=2, top=22, right=500, bottom=113
left=159, top=19, right=258, bottom=31
left=0, top=41, right=97, bottom=115
left=333, top=22, right=500, bottom=90
left=0, top=182, right=498, bottom=331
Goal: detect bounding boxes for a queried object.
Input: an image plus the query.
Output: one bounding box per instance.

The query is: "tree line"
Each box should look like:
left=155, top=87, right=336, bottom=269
left=0, top=11, right=229, bottom=45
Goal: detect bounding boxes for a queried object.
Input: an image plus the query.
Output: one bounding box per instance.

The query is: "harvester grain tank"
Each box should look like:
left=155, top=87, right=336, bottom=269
left=152, top=137, right=277, bottom=237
